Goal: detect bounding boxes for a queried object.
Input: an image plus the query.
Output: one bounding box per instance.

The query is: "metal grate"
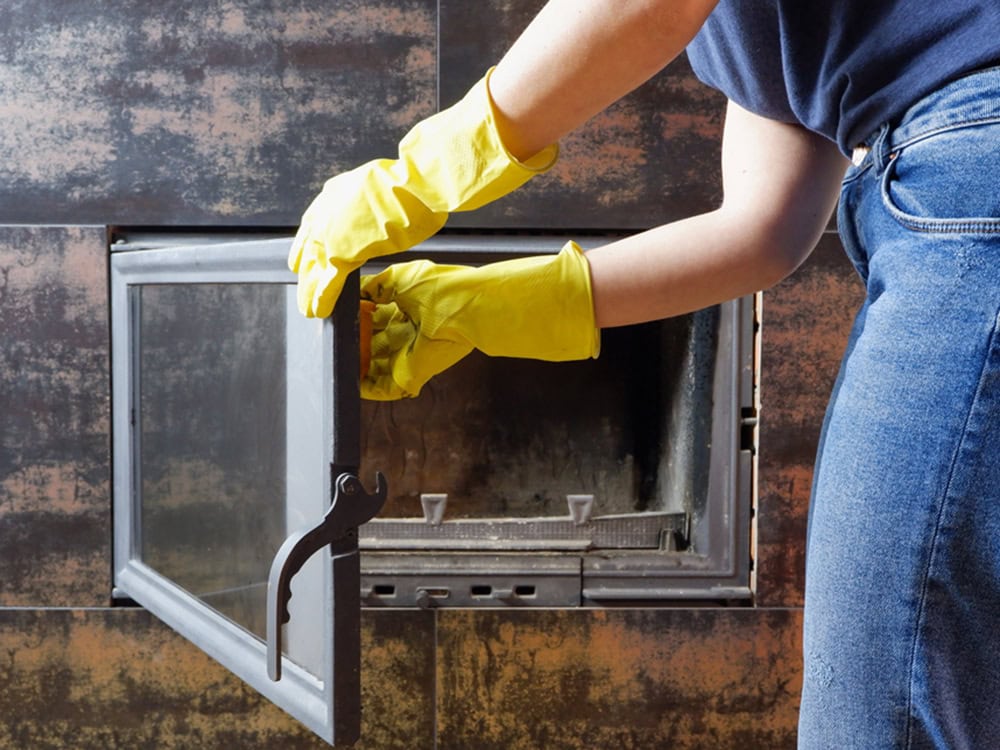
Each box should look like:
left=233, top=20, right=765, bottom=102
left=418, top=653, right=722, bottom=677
left=360, top=511, right=688, bottom=551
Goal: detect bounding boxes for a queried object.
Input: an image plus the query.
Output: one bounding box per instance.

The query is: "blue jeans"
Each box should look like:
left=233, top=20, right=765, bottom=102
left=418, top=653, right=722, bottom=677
left=798, top=67, right=1000, bottom=748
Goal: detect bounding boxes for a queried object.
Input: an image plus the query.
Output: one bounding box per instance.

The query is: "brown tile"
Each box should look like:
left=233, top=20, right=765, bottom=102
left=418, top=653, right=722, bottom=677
left=0, top=226, right=110, bottom=607
left=440, top=0, right=726, bottom=230
left=0, top=607, right=434, bottom=749
left=756, top=232, right=864, bottom=606
left=0, top=1, right=437, bottom=225
left=436, top=608, right=803, bottom=750
left=0, top=608, right=325, bottom=749
left=358, top=609, right=436, bottom=750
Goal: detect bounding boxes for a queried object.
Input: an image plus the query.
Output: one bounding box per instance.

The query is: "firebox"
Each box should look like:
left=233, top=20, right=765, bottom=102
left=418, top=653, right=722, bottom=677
left=358, top=233, right=757, bottom=607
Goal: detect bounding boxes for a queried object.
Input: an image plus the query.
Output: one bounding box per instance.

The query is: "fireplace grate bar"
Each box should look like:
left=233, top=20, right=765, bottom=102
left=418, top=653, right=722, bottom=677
left=359, top=512, right=687, bottom=551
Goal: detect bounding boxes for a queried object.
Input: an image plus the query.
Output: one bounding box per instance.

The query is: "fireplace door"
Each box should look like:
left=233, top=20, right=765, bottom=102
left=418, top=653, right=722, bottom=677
left=110, top=235, right=366, bottom=745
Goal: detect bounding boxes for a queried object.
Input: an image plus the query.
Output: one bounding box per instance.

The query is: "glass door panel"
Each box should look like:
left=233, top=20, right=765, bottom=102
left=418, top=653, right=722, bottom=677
left=111, top=237, right=361, bottom=744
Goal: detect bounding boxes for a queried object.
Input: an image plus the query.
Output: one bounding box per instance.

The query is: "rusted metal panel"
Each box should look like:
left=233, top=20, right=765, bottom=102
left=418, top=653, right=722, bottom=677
left=0, top=226, right=110, bottom=607
left=436, top=608, right=803, bottom=750
left=439, top=0, right=726, bottom=230
left=0, top=608, right=435, bottom=749
left=756, top=232, right=864, bottom=607
left=0, top=1, right=436, bottom=226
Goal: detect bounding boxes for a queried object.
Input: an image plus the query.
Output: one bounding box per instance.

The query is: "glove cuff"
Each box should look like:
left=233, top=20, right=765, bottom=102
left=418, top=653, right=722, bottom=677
left=396, top=68, right=559, bottom=213
left=550, top=241, right=601, bottom=360
left=482, top=67, right=561, bottom=173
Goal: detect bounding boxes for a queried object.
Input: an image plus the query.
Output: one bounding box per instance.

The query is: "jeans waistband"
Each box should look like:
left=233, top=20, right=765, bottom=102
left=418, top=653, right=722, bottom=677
left=854, top=65, right=1000, bottom=167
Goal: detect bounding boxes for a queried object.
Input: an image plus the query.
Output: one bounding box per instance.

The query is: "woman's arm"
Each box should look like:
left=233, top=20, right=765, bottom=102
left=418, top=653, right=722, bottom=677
left=488, top=0, right=720, bottom=159
left=587, top=101, right=850, bottom=327
left=290, top=0, right=725, bottom=318
left=486, top=2, right=847, bottom=327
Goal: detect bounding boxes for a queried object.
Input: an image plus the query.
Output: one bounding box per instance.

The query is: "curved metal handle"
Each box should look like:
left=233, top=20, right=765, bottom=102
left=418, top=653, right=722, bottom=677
left=266, top=471, right=387, bottom=681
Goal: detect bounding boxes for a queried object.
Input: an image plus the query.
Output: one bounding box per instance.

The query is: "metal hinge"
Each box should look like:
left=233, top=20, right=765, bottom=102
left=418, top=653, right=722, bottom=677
left=740, top=407, right=759, bottom=454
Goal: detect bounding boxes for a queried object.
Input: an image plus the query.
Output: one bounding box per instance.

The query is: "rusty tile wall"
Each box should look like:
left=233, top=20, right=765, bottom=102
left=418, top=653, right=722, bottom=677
left=756, top=232, right=864, bottom=607
left=0, top=608, right=435, bottom=750
left=0, top=1, right=857, bottom=746
left=436, top=608, right=803, bottom=750
left=439, top=1, right=727, bottom=230
left=0, top=607, right=804, bottom=749
left=0, top=0, right=437, bottom=225
left=0, top=226, right=110, bottom=607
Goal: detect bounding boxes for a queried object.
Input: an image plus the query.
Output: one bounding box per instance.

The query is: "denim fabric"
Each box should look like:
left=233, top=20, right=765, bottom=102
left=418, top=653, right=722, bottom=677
left=799, top=67, right=1000, bottom=749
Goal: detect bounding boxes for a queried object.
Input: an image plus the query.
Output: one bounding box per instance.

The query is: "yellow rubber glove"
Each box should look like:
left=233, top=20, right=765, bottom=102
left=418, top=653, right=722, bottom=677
left=288, top=69, right=559, bottom=318
left=360, top=241, right=601, bottom=400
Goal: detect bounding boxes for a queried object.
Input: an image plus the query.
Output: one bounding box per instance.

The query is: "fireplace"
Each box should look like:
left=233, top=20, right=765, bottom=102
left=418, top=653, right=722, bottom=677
left=109, top=230, right=756, bottom=743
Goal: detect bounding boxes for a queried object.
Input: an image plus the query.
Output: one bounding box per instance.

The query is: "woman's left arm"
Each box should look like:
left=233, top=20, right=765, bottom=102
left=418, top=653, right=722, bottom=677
left=586, top=100, right=850, bottom=327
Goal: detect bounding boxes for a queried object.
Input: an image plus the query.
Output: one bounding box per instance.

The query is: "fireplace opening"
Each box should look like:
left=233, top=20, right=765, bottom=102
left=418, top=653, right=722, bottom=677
left=359, top=235, right=756, bottom=607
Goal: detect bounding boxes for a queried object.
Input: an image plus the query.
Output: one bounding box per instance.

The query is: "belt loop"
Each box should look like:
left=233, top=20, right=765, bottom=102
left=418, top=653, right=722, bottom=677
left=871, top=123, right=892, bottom=172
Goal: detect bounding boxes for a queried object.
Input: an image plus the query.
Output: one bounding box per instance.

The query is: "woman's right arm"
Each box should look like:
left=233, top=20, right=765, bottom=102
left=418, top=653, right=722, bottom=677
left=488, top=0, right=720, bottom=160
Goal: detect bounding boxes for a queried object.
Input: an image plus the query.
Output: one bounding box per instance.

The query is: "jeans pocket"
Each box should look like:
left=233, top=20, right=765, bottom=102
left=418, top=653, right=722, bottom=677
left=880, top=120, right=1000, bottom=234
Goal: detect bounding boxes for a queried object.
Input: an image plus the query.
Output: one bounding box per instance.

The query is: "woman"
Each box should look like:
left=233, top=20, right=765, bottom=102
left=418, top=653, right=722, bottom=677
left=289, top=1, right=1000, bottom=745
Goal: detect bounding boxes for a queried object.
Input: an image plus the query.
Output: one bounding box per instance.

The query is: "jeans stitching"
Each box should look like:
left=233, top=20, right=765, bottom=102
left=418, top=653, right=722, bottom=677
left=904, top=309, right=1000, bottom=748
left=872, top=123, right=892, bottom=172
left=840, top=160, right=871, bottom=187
left=879, top=154, right=1000, bottom=235
left=890, top=114, right=1000, bottom=153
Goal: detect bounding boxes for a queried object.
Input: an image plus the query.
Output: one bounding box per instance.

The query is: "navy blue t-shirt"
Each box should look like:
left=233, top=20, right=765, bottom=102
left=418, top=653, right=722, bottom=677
left=686, top=0, right=1000, bottom=153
